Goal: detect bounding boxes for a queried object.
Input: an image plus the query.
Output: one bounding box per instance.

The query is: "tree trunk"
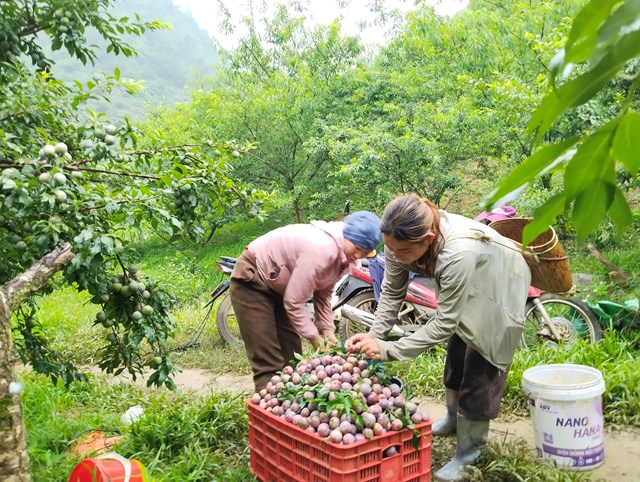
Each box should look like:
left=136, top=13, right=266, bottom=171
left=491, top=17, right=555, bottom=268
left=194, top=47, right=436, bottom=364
left=293, top=198, right=302, bottom=223
left=0, top=243, right=74, bottom=482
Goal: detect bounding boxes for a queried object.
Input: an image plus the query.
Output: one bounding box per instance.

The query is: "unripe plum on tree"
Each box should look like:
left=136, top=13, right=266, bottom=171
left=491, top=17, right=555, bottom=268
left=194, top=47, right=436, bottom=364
left=54, top=190, right=67, bottom=203
left=42, top=145, right=56, bottom=157
left=54, top=142, right=67, bottom=154
left=53, top=172, right=67, bottom=185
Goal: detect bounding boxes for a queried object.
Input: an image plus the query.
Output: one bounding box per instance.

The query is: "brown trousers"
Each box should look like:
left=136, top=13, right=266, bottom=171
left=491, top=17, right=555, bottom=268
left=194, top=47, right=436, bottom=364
left=443, top=333, right=509, bottom=420
left=229, top=250, right=301, bottom=392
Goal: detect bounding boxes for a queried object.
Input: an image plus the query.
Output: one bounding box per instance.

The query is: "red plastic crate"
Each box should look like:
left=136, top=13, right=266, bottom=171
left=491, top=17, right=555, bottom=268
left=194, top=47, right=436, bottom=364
left=246, top=400, right=432, bottom=482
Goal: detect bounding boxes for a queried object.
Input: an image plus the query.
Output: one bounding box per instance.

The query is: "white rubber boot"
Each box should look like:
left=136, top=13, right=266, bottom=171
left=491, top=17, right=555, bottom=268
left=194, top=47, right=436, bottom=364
left=431, top=388, right=459, bottom=436
left=433, top=414, right=489, bottom=482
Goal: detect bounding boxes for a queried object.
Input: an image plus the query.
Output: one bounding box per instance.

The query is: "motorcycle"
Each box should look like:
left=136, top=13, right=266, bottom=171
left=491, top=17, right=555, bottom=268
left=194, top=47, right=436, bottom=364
left=205, top=256, right=357, bottom=346
left=210, top=250, right=602, bottom=349
left=338, top=252, right=602, bottom=349
left=334, top=254, right=437, bottom=341
left=174, top=255, right=240, bottom=350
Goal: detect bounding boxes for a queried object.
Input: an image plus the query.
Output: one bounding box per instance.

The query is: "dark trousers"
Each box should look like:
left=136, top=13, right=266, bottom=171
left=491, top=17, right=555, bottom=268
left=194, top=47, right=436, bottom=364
left=229, top=251, right=301, bottom=392
left=443, top=334, right=509, bottom=420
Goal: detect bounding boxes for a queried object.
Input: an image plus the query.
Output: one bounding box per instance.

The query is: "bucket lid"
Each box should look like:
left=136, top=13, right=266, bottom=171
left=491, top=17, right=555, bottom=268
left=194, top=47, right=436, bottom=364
left=521, top=363, right=605, bottom=401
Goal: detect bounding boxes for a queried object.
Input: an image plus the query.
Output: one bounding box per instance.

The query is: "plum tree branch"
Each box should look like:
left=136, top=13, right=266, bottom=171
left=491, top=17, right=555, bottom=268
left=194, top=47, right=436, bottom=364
left=0, top=111, right=25, bottom=122
left=64, top=165, right=160, bottom=179
left=587, top=243, right=632, bottom=288
left=2, top=243, right=73, bottom=313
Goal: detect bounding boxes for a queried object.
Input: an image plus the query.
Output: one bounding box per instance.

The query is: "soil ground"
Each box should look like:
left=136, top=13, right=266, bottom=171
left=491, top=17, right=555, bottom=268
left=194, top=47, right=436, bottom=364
left=98, top=367, right=640, bottom=482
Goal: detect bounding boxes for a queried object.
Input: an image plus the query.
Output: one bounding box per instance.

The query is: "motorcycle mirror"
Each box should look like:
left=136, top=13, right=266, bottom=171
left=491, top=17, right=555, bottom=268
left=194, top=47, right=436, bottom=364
left=344, top=199, right=351, bottom=216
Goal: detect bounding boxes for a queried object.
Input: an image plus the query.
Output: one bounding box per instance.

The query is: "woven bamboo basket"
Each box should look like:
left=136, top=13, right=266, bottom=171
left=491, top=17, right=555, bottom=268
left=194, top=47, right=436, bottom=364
left=488, top=218, right=573, bottom=294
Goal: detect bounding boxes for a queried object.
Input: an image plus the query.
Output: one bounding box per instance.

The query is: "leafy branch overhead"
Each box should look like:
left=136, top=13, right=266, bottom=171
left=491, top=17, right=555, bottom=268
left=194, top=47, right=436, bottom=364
left=485, top=0, right=640, bottom=244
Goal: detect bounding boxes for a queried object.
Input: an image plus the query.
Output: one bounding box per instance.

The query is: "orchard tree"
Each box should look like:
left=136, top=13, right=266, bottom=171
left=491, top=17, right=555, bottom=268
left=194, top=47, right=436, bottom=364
left=144, top=2, right=366, bottom=222
left=0, top=1, right=267, bottom=479
left=298, top=0, right=590, bottom=214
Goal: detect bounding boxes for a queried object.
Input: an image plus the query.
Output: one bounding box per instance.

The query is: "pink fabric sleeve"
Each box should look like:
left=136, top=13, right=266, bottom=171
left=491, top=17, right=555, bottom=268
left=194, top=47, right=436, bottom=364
left=312, top=287, right=335, bottom=332
left=282, top=250, right=333, bottom=339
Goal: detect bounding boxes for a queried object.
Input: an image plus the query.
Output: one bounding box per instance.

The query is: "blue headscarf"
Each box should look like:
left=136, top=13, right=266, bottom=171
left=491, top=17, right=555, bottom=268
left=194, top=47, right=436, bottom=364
left=343, top=210, right=381, bottom=252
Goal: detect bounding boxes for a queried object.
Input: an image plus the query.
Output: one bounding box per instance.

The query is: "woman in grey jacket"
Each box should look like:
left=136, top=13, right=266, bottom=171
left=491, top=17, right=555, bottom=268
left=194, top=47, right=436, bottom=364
left=346, top=194, right=531, bottom=482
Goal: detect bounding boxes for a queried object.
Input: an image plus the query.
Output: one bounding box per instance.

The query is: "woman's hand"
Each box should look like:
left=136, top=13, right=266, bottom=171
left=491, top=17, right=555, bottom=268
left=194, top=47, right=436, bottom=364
left=344, top=332, right=371, bottom=350
left=321, top=329, right=338, bottom=345
left=345, top=333, right=382, bottom=360
left=310, top=335, right=325, bottom=351
left=310, top=332, right=337, bottom=352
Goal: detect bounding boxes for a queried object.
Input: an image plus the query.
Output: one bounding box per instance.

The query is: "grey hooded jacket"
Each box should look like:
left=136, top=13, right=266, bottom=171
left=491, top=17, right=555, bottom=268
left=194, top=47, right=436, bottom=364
left=371, top=210, right=532, bottom=371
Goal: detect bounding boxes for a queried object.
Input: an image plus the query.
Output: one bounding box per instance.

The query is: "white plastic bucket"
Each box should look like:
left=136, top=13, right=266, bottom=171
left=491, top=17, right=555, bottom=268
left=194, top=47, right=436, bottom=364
left=521, top=363, right=605, bottom=470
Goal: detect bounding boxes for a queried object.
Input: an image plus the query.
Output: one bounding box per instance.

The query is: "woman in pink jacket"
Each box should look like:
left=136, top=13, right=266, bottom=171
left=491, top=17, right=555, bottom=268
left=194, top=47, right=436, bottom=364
left=229, top=211, right=381, bottom=391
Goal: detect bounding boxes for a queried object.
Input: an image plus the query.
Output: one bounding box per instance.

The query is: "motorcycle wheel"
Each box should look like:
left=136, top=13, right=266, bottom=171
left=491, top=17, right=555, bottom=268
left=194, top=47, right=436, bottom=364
left=338, top=291, right=377, bottom=342
left=216, top=294, right=244, bottom=346
left=522, top=293, right=602, bottom=349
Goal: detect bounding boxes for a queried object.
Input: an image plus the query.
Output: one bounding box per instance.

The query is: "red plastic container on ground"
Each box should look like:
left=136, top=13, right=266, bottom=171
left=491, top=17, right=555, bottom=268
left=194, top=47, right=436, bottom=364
left=247, top=401, right=432, bottom=482
left=68, top=452, right=150, bottom=482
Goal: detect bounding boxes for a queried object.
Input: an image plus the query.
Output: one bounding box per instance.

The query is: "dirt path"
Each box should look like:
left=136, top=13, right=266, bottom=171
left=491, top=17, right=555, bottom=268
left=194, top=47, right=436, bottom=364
left=99, top=367, right=640, bottom=482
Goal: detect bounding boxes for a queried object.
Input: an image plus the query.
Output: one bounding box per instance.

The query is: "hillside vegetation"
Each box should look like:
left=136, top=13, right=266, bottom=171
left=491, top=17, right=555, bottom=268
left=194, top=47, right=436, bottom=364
left=44, top=0, right=218, bottom=120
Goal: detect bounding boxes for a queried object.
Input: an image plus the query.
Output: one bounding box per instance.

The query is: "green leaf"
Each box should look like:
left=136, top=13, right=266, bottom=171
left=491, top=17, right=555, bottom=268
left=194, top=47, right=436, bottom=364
left=530, top=29, right=640, bottom=138
left=100, top=236, right=114, bottom=251
left=564, top=120, right=617, bottom=200
left=595, top=0, right=640, bottom=56
left=172, top=164, right=185, bottom=180
left=572, top=180, right=616, bottom=242
left=523, top=194, right=567, bottom=246
left=114, top=66, right=120, bottom=80
left=560, top=0, right=620, bottom=70
left=146, top=371, right=159, bottom=387
left=484, top=137, right=579, bottom=207
left=157, top=368, right=168, bottom=385
left=609, top=187, right=634, bottom=233
left=170, top=217, right=182, bottom=229
left=412, top=429, right=421, bottom=450
left=612, top=111, right=640, bottom=174
left=164, top=378, right=177, bottom=392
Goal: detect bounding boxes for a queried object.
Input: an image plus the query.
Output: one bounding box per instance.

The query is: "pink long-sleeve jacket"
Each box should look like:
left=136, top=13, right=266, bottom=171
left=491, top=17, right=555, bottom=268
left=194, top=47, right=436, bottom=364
left=247, top=220, right=355, bottom=339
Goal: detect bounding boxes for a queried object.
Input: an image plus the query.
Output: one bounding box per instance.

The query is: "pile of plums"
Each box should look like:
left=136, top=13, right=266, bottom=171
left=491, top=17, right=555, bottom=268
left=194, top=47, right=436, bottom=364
left=250, top=352, right=429, bottom=445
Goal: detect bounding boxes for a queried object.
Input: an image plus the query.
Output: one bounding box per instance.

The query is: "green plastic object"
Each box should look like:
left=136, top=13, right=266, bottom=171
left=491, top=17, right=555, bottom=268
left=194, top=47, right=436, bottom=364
left=587, top=299, right=639, bottom=329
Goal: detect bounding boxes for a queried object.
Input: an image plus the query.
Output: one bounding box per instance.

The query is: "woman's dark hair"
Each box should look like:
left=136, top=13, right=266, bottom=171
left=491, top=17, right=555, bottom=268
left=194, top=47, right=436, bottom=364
left=381, top=194, right=442, bottom=277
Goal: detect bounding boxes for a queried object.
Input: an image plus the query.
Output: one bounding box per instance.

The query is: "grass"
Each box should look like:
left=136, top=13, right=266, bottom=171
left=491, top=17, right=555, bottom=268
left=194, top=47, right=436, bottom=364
left=388, top=330, right=640, bottom=427
left=566, top=215, right=640, bottom=303
left=21, top=371, right=254, bottom=482
left=32, top=283, right=104, bottom=364
left=467, top=439, right=594, bottom=482
left=20, top=215, right=640, bottom=480
left=506, top=330, right=640, bottom=427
